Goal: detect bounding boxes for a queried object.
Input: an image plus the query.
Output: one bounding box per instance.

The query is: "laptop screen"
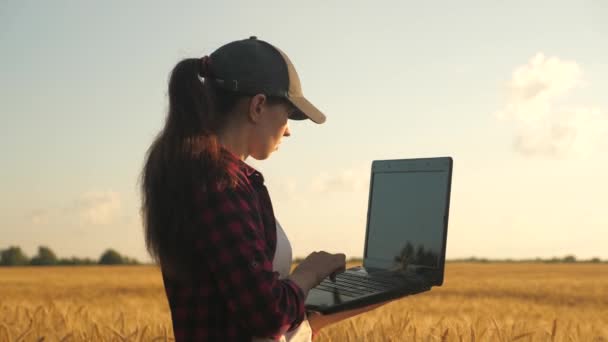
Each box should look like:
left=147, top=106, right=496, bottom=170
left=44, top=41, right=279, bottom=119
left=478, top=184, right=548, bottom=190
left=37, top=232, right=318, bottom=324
left=364, top=159, right=451, bottom=274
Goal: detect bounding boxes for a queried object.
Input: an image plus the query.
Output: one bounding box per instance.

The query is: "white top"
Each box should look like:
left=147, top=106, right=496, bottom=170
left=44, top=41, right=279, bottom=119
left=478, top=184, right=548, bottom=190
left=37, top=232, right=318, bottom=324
left=273, top=219, right=293, bottom=279
left=252, top=220, right=312, bottom=342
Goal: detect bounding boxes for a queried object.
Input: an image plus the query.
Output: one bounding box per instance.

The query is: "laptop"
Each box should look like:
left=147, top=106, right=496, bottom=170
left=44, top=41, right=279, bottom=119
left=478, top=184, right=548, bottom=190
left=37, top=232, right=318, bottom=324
left=304, top=157, right=453, bottom=314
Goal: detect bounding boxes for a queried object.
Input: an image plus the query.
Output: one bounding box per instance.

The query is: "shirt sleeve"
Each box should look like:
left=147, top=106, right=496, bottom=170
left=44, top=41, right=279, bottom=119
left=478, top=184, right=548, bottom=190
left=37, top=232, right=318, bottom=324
left=193, top=183, right=306, bottom=339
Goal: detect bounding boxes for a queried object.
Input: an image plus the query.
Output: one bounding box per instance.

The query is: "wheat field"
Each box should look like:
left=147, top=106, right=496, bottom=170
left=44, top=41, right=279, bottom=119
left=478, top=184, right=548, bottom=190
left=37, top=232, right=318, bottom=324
left=0, top=263, right=606, bottom=341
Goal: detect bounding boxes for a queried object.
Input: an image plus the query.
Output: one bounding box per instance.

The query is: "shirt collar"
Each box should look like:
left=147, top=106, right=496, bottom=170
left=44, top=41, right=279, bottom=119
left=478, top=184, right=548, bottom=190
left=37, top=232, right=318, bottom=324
left=221, top=147, right=265, bottom=183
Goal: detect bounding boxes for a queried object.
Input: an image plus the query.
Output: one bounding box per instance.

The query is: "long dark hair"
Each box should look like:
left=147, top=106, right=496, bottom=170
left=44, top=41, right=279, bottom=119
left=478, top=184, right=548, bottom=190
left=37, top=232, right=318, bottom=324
left=141, top=58, right=291, bottom=278
left=140, top=58, right=245, bottom=278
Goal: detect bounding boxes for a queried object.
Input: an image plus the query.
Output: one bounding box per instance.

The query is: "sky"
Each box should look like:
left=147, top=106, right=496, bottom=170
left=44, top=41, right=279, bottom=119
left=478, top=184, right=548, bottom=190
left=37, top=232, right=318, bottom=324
left=1, top=1, right=607, bottom=262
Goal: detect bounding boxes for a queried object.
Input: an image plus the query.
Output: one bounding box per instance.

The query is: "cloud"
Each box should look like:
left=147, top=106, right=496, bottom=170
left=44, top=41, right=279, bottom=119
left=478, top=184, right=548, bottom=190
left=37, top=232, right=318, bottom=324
left=271, top=178, right=298, bottom=200
left=312, top=168, right=368, bottom=194
left=268, top=168, right=368, bottom=202
left=497, top=53, right=607, bottom=157
left=72, top=191, right=122, bottom=225
left=26, top=209, right=51, bottom=225
left=24, top=190, right=124, bottom=228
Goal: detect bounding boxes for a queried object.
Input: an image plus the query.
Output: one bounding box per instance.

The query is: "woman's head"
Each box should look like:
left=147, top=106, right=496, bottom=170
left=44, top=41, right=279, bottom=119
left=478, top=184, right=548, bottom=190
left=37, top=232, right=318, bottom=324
left=163, top=36, right=325, bottom=160
left=141, top=37, right=325, bottom=274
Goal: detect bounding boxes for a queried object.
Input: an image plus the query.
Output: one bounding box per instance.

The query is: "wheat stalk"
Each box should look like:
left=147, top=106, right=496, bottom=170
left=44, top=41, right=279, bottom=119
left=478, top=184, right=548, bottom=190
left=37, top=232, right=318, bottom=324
left=0, top=323, right=12, bottom=342
left=551, top=319, right=557, bottom=341
left=511, top=331, right=534, bottom=341
left=15, top=318, right=33, bottom=342
left=59, top=332, right=74, bottom=342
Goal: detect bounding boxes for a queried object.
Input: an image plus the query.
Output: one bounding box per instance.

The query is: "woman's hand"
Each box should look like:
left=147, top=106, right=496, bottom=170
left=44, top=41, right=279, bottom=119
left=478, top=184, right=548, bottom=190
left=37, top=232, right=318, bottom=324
left=287, top=251, right=346, bottom=295
left=306, top=299, right=392, bottom=337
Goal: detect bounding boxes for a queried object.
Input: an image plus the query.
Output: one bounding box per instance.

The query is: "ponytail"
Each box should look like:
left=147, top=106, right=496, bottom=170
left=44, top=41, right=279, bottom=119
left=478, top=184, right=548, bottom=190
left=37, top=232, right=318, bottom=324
left=166, top=59, right=212, bottom=138
left=140, top=57, right=244, bottom=277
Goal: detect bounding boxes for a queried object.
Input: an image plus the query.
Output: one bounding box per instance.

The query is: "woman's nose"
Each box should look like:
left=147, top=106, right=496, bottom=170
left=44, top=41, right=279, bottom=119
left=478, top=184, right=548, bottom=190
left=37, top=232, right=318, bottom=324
left=283, top=124, right=291, bottom=137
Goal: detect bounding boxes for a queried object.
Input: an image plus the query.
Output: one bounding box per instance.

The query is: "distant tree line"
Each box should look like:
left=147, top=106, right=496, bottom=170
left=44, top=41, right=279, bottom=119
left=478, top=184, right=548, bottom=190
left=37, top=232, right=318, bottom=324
left=447, top=255, right=606, bottom=263
left=0, top=246, right=140, bottom=266
left=293, top=255, right=605, bottom=264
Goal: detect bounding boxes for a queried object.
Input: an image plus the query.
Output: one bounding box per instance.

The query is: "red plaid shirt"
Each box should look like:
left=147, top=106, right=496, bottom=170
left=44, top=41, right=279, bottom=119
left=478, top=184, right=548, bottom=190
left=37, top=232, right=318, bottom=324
left=161, top=149, right=306, bottom=341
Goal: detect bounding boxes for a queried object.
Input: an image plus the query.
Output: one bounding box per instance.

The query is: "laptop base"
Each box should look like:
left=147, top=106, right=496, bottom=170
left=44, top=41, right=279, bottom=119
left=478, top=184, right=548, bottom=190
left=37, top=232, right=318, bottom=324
left=304, top=267, right=430, bottom=314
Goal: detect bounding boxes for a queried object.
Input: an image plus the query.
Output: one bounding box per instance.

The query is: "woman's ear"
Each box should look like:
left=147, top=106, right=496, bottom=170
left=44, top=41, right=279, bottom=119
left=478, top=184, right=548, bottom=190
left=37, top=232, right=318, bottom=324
left=247, top=94, right=267, bottom=123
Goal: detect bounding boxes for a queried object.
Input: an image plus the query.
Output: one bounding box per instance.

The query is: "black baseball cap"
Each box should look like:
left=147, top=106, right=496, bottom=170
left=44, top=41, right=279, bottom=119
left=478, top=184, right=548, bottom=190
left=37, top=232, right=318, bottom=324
left=205, top=36, right=326, bottom=124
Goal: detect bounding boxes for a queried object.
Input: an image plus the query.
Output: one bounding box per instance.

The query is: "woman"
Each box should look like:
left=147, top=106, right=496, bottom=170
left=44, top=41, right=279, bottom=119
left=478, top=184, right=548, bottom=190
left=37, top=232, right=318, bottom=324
left=141, top=36, right=387, bottom=341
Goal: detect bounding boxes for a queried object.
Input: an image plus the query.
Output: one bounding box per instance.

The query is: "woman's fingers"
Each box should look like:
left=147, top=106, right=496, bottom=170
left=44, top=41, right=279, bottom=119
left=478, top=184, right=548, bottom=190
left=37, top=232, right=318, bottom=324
left=329, top=265, right=346, bottom=282
left=329, top=253, right=346, bottom=281
left=291, top=251, right=347, bottom=287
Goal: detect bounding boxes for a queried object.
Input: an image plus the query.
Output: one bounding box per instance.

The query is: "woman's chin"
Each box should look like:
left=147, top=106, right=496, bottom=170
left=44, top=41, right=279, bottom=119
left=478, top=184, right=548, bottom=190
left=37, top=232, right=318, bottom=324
left=251, top=152, right=271, bottom=161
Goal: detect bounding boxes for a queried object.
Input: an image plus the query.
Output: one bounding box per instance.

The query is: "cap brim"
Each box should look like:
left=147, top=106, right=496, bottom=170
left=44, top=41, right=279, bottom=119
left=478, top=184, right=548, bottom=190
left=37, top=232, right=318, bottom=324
left=288, top=96, right=326, bottom=124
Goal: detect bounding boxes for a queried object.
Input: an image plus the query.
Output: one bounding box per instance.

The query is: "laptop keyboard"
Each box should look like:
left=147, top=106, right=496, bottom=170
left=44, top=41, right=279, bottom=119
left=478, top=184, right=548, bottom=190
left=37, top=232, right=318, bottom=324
left=315, top=271, right=407, bottom=297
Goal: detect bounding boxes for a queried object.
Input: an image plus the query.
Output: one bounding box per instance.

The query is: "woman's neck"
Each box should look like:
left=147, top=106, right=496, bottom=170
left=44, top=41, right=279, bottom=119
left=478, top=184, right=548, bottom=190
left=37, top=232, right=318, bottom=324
left=217, top=123, right=250, bottom=161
